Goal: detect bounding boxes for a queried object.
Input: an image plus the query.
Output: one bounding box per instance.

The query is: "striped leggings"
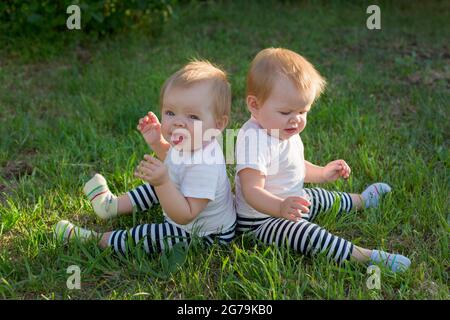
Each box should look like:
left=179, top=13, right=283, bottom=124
left=108, top=183, right=236, bottom=256
left=237, top=188, right=355, bottom=265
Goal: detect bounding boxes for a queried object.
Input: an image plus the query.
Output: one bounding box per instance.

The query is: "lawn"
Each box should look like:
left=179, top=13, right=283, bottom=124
left=0, top=0, right=448, bottom=299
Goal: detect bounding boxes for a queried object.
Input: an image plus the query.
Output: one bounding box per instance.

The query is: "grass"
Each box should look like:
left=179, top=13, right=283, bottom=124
left=0, top=0, right=449, bottom=299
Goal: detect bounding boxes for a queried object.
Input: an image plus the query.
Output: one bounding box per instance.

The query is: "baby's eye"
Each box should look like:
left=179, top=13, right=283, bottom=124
left=189, top=115, right=200, bottom=120
left=165, top=110, right=175, bottom=116
left=279, top=111, right=291, bottom=115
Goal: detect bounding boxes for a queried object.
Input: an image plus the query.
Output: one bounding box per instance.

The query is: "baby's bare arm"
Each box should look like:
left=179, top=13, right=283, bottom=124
left=155, top=181, right=209, bottom=225
left=304, top=160, right=326, bottom=183
left=239, top=168, right=310, bottom=221
left=135, top=155, right=208, bottom=224
left=305, top=160, right=351, bottom=183
left=149, top=137, right=171, bottom=161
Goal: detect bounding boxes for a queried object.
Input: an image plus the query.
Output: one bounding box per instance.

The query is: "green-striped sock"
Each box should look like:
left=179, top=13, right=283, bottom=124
left=54, top=220, right=98, bottom=243
left=83, top=174, right=118, bottom=219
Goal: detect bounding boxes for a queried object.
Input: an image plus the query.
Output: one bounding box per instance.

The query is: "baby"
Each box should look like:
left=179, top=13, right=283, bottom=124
left=235, top=48, right=410, bottom=272
left=55, top=60, right=236, bottom=254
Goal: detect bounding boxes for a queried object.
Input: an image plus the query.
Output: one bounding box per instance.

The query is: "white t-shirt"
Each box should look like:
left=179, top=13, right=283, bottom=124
left=235, top=117, right=306, bottom=219
left=163, top=139, right=236, bottom=236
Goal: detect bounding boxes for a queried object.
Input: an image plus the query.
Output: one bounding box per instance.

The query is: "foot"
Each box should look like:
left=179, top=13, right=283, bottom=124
left=83, top=174, right=118, bottom=219
left=54, top=220, right=97, bottom=243
left=54, top=220, right=75, bottom=243
left=370, top=250, right=411, bottom=273
left=361, top=183, right=391, bottom=209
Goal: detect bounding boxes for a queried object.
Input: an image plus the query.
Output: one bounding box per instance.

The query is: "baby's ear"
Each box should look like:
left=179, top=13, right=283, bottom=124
left=246, top=95, right=259, bottom=115
left=216, top=115, right=229, bottom=131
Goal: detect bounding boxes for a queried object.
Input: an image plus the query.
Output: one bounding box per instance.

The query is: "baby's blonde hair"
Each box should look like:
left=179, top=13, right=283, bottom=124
left=247, top=48, right=326, bottom=105
left=160, top=60, right=231, bottom=122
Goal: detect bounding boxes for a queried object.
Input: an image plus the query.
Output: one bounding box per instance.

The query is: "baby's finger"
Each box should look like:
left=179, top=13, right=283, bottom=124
left=291, top=196, right=311, bottom=206
left=291, top=203, right=310, bottom=213
left=134, top=171, right=147, bottom=180
left=143, top=154, right=155, bottom=162
left=330, top=162, right=341, bottom=172
left=145, top=162, right=159, bottom=171
left=139, top=160, right=158, bottom=171
left=144, top=154, right=162, bottom=165
left=287, top=212, right=301, bottom=222
left=148, top=112, right=159, bottom=123
left=137, top=164, right=152, bottom=175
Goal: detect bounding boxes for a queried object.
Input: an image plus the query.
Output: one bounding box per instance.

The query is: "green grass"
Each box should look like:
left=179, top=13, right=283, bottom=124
left=0, top=0, right=449, bottom=299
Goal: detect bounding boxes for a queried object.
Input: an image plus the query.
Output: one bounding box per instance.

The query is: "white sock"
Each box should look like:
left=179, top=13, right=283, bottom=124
left=83, top=173, right=118, bottom=219
left=54, top=220, right=98, bottom=243
left=361, top=183, right=392, bottom=208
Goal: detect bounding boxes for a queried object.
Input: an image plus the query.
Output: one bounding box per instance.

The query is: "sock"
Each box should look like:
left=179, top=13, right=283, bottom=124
left=370, top=249, right=411, bottom=273
left=54, top=220, right=98, bottom=243
left=361, top=183, right=392, bottom=209
left=83, top=173, right=118, bottom=219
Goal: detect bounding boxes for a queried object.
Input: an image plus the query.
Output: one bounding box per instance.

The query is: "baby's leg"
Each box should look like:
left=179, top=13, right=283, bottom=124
left=55, top=220, right=191, bottom=254
left=303, top=187, right=353, bottom=222
left=101, top=222, right=190, bottom=255
left=84, top=174, right=159, bottom=219
left=101, top=221, right=236, bottom=252
left=254, top=217, right=354, bottom=265
left=303, top=183, right=392, bottom=222
left=252, top=217, right=410, bottom=272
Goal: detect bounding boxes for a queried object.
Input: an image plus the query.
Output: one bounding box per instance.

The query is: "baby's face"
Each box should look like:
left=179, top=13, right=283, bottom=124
left=251, top=75, right=314, bottom=140
left=161, top=81, right=221, bottom=151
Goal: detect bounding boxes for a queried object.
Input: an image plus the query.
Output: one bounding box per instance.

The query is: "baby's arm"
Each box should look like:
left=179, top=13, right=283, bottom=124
left=135, top=155, right=208, bottom=225
left=155, top=182, right=209, bottom=225
left=137, top=112, right=171, bottom=161
left=239, top=168, right=310, bottom=222
left=304, top=160, right=351, bottom=183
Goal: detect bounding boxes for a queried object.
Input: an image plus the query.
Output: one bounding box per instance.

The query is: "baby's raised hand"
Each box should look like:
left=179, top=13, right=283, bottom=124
left=322, top=159, right=351, bottom=182
left=280, top=196, right=310, bottom=222
left=137, top=112, right=162, bottom=147
left=134, top=154, right=169, bottom=186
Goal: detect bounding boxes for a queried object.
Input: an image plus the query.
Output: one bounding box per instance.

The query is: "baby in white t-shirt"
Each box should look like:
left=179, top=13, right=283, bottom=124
left=55, top=60, right=236, bottom=254
left=235, top=48, right=410, bottom=272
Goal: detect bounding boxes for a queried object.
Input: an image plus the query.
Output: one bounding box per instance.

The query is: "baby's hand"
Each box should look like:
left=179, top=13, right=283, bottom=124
left=280, top=196, right=310, bottom=222
left=322, top=159, right=351, bottom=182
left=137, top=112, right=162, bottom=147
left=135, top=155, right=169, bottom=187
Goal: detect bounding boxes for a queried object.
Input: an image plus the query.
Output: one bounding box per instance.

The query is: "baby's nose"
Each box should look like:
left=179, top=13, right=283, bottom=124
left=289, top=116, right=301, bottom=123
left=173, top=119, right=186, bottom=127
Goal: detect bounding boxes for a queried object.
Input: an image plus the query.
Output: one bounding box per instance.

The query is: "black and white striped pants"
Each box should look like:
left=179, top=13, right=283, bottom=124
left=108, top=183, right=236, bottom=256
left=237, top=188, right=355, bottom=265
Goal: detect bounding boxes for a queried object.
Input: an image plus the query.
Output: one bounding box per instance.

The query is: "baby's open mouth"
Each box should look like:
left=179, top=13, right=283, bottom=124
left=284, top=128, right=298, bottom=134
left=171, top=134, right=185, bottom=145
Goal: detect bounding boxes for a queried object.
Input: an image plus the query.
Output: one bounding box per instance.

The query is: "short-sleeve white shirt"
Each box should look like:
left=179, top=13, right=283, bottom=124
left=163, top=139, right=236, bottom=236
left=235, top=117, right=306, bottom=219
